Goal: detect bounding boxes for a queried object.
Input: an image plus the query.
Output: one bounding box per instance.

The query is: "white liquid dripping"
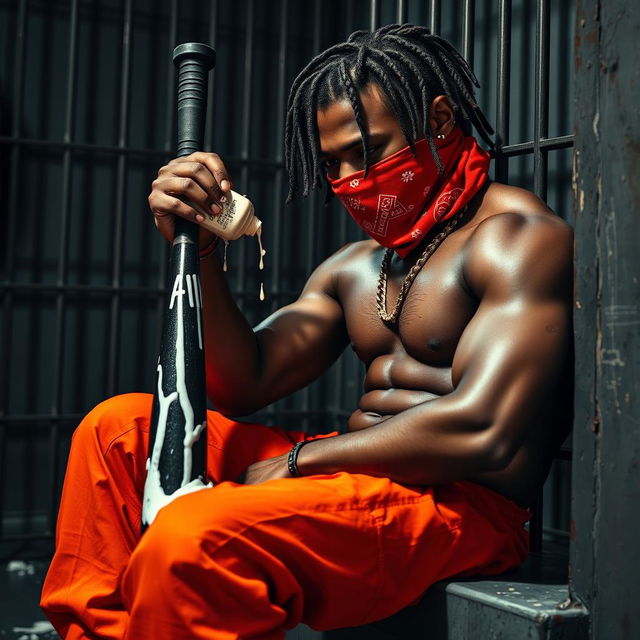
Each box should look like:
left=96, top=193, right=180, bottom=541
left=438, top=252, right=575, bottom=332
left=142, top=269, right=212, bottom=527
left=223, top=240, right=229, bottom=272
left=257, top=227, right=266, bottom=301
left=257, top=227, right=266, bottom=270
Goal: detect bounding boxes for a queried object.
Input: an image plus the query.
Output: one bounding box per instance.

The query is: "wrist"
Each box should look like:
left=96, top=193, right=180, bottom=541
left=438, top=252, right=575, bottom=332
left=199, top=236, right=220, bottom=260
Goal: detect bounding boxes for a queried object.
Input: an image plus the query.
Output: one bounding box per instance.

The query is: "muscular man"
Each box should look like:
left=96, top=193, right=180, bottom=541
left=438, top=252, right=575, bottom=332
left=42, top=24, right=573, bottom=639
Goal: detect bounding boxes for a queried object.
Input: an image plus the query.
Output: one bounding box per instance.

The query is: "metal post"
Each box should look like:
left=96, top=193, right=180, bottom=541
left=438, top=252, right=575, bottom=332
left=572, top=0, right=640, bottom=635
left=533, top=0, right=550, bottom=201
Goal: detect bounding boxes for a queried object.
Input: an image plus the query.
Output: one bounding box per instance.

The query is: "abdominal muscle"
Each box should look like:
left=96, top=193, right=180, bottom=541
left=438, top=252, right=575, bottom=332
left=346, top=354, right=541, bottom=508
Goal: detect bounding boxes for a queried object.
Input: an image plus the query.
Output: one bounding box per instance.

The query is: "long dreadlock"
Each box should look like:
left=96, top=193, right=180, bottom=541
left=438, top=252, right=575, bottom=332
left=285, top=24, right=494, bottom=203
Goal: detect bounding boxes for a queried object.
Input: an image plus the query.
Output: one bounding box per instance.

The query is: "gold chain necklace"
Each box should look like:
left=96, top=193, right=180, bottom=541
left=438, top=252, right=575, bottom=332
left=376, top=208, right=467, bottom=325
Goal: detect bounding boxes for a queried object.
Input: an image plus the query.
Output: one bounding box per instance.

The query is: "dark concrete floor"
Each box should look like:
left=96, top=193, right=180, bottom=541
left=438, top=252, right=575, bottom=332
left=0, top=559, right=56, bottom=640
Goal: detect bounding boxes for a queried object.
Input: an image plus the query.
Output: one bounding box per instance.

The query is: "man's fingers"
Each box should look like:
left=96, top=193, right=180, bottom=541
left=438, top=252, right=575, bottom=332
left=172, top=152, right=233, bottom=199
left=151, top=175, right=219, bottom=217
left=149, top=191, right=204, bottom=241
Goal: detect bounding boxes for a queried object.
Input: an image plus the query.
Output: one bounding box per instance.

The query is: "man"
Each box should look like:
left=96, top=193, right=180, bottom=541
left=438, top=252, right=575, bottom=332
left=41, top=24, right=573, bottom=639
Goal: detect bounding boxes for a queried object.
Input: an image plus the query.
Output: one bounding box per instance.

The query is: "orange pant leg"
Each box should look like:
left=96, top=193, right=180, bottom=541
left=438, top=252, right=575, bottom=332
left=40, top=393, right=311, bottom=640
left=120, top=473, right=529, bottom=640
left=42, top=393, right=530, bottom=640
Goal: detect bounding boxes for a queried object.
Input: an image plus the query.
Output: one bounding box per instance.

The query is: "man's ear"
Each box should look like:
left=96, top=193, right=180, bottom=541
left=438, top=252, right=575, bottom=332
left=429, top=95, right=456, bottom=136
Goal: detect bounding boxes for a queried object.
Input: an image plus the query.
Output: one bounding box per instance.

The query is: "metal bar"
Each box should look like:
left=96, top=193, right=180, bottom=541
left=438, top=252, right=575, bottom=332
left=299, top=0, right=324, bottom=432
left=48, top=0, right=79, bottom=534
left=237, top=0, right=255, bottom=301
left=533, top=0, right=550, bottom=200
left=496, top=134, right=574, bottom=156
left=429, top=0, right=441, bottom=35
left=0, top=414, right=85, bottom=424
left=334, top=0, right=356, bottom=417
left=107, top=0, right=133, bottom=396
left=0, top=0, right=27, bottom=538
left=370, top=0, right=379, bottom=31
left=396, top=0, right=407, bottom=24
left=0, top=136, right=288, bottom=168
left=0, top=282, right=302, bottom=299
left=269, top=0, right=288, bottom=316
left=205, top=0, right=218, bottom=151
left=462, top=0, right=475, bottom=68
left=266, top=0, right=289, bottom=421
left=495, top=0, right=511, bottom=183
left=156, top=0, right=179, bottom=352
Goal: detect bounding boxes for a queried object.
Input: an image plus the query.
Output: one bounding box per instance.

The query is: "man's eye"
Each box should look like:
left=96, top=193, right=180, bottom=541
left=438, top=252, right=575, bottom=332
left=358, top=145, right=381, bottom=159
left=321, top=158, right=338, bottom=169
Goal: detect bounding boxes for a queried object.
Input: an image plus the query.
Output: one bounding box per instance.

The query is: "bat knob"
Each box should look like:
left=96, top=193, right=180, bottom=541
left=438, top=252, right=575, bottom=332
left=173, top=43, right=216, bottom=69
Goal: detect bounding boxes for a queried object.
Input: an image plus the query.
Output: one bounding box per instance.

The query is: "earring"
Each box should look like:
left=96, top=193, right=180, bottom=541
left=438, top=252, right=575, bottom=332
left=436, top=132, right=446, bottom=140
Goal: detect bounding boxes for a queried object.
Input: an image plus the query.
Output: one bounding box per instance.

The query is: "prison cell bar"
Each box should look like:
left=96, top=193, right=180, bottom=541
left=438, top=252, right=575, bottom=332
left=0, top=0, right=28, bottom=539
left=495, top=0, right=512, bottom=183
left=47, top=0, right=80, bottom=536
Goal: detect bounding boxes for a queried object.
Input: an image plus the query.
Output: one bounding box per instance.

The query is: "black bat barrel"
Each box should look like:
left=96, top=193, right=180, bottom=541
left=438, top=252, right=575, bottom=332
left=142, top=43, right=216, bottom=530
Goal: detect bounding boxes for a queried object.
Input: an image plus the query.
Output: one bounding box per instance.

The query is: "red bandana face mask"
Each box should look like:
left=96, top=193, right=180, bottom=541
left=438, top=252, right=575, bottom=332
left=327, top=127, right=491, bottom=257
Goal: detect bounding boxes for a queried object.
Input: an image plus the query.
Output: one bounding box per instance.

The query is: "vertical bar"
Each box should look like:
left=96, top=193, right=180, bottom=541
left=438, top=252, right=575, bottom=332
left=156, top=0, right=179, bottom=348
left=269, top=0, right=288, bottom=316
left=107, top=0, right=133, bottom=395
left=533, top=0, right=549, bottom=200
left=238, top=0, right=255, bottom=303
left=266, top=0, right=289, bottom=422
left=396, top=0, right=407, bottom=24
left=494, top=0, right=511, bottom=183
left=461, top=0, right=475, bottom=68
left=370, top=0, right=379, bottom=31
left=204, top=0, right=218, bottom=150
left=333, top=0, right=356, bottom=424
left=429, top=0, right=441, bottom=35
left=0, top=0, right=28, bottom=538
left=48, top=0, right=80, bottom=532
left=300, top=0, right=323, bottom=431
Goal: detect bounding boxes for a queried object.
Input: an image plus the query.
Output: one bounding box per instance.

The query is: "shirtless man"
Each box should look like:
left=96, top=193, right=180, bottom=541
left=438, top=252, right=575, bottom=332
left=42, top=24, right=573, bottom=640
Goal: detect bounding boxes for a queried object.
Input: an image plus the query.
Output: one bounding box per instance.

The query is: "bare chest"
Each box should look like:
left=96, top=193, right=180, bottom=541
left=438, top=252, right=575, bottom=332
left=337, top=239, right=478, bottom=368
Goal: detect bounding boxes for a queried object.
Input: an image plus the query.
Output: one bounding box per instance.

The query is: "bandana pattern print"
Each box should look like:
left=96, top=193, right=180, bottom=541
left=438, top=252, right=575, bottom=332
left=328, top=127, right=490, bottom=257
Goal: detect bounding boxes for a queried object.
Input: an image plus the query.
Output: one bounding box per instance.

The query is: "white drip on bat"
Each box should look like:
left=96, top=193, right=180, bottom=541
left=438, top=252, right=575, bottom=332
left=142, top=268, right=211, bottom=527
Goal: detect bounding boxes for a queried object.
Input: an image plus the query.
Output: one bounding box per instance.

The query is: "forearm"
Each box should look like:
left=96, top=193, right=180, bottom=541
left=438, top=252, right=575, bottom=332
left=200, top=251, right=263, bottom=413
left=296, top=397, right=497, bottom=485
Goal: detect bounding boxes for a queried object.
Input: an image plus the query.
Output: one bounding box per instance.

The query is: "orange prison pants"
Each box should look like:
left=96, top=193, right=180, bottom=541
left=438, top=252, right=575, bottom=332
left=41, top=393, right=530, bottom=640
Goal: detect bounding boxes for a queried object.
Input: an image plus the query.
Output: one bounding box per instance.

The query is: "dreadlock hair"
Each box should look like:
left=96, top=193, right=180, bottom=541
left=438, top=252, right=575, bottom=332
left=284, top=23, right=494, bottom=203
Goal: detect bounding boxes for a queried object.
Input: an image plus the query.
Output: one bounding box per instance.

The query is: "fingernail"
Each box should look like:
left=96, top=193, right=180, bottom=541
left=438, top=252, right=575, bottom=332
left=195, top=214, right=204, bottom=223
left=221, top=180, right=230, bottom=191
left=210, top=203, right=221, bottom=214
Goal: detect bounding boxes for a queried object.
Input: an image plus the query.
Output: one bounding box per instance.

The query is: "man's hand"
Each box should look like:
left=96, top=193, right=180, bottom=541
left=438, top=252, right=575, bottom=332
left=237, top=453, right=291, bottom=485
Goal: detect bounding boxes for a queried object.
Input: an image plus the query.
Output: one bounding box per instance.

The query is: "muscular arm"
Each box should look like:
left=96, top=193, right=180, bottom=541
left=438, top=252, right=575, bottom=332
left=201, top=247, right=350, bottom=415
left=296, top=213, right=574, bottom=485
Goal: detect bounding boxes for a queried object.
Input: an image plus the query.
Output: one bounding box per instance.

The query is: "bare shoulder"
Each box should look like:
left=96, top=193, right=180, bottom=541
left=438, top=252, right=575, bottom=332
left=463, top=183, right=573, bottom=298
left=302, top=238, right=377, bottom=296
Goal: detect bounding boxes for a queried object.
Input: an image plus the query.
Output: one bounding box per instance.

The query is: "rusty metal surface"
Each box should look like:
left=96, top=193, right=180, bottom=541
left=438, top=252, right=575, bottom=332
left=572, top=0, right=640, bottom=638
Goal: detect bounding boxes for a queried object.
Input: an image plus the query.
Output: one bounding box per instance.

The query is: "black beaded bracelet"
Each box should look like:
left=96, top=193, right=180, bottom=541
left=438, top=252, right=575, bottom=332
left=287, top=440, right=308, bottom=478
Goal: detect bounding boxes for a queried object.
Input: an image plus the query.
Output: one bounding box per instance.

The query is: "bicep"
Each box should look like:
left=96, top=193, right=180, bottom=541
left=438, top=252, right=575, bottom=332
left=450, top=215, right=573, bottom=463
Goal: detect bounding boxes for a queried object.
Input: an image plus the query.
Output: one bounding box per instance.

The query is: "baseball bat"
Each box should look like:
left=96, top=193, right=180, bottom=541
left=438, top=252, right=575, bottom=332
left=141, top=43, right=216, bottom=531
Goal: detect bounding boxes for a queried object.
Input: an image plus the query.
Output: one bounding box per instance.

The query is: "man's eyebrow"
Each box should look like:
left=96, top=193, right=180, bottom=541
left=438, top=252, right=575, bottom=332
left=319, top=138, right=363, bottom=157
left=320, top=133, right=380, bottom=156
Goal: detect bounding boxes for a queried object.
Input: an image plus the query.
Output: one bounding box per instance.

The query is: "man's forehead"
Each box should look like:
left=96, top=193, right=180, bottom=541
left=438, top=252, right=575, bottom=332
left=316, top=87, right=396, bottom=152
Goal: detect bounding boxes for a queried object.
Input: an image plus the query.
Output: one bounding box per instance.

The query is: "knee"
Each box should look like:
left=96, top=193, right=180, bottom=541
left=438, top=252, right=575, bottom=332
left=73, top=393, right=152, bottom=455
